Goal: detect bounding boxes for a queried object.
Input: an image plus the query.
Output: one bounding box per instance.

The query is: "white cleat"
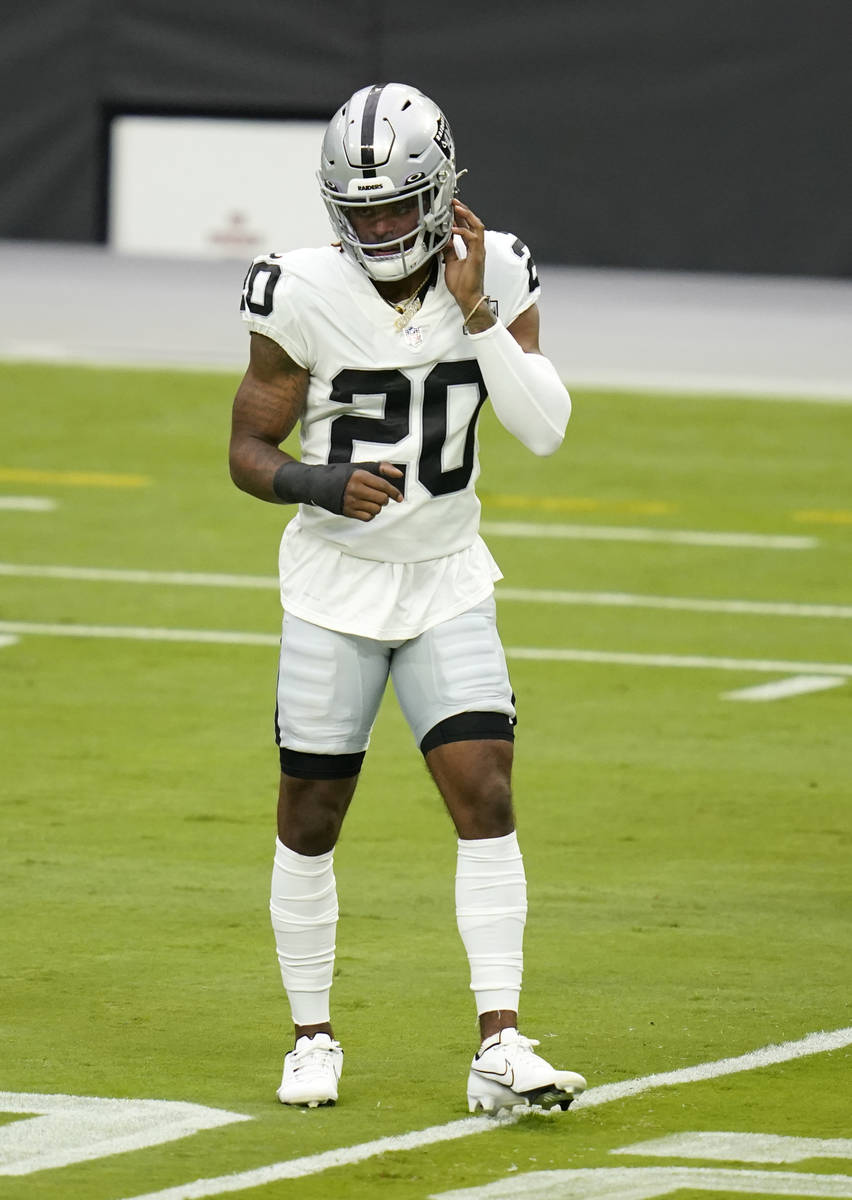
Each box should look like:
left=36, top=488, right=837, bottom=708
left=467, top=1027, right=586, bottom=1114
left=277, top=1032, right=343, bottom=1107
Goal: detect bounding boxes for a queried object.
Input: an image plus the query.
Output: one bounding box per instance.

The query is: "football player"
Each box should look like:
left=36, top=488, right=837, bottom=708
left=229, top=82, right=585, bottom=1113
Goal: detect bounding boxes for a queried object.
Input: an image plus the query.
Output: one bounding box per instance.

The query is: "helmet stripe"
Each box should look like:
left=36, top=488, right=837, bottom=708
left=358, top=84, right=385, bottom=177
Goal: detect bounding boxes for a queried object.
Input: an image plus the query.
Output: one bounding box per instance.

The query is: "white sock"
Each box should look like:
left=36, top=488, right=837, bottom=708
left=269, top=838, right=338, bottom=1026
left=455, top=831, right=527, bottom=1015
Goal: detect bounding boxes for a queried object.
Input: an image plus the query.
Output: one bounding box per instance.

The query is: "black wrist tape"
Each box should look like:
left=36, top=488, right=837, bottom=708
left=272, top=460, right=384, bottom=515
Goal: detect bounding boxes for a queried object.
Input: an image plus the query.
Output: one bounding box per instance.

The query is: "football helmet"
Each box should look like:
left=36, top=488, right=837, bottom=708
left=318, top=83, right=457, bottom=281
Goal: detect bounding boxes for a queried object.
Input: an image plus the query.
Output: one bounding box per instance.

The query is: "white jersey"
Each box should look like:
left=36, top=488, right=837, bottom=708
left=240, top=231, right=541, bottom=638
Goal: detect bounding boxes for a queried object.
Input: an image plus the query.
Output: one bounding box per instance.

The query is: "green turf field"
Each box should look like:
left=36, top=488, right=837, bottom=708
left=1, top=361, right=850, bottom=1200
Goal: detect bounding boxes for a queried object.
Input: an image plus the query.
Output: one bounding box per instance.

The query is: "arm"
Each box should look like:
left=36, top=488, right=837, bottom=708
left=443, top=202, right=571, bottom=457
left=229, top=332, right=403, bottom=521
left=229, top=331, right=306, bottom=502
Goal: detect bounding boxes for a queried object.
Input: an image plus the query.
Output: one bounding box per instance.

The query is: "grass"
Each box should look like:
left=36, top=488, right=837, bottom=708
left=0, top=361, right=850, bottom=1199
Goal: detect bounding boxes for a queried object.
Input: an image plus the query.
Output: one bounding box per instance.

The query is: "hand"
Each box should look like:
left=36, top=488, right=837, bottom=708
left=442, top=199, right=495, bottom=333
left=342, top=462, right=404, bottom=521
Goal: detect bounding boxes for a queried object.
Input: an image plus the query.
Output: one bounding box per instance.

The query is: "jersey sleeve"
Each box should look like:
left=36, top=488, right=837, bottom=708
left=482, top=231, right=542, bottom=327
left=239, top=254, right=313, bottom=369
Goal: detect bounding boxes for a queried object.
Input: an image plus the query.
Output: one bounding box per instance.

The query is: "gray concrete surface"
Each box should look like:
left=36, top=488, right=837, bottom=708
left=1, top=240, right=850, bottom=399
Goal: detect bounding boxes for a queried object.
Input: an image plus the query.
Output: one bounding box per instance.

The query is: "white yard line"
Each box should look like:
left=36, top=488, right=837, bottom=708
left=0, top=497, right=56, bottom=511
left=480, top=522, right=817, bottom=549
left=2, top=563, right=849, bottom=621
left=0, top=621, right=279, bottom=646
left=572, top=1026, right=852, bottom=1110
left=722, top=675, right=847, bottom=702
left=612, top=1131, right=852, bottom=1163
left=116, top=1026, right=852, bottom=1200
left=434, top=1165, right=852, bottom=1198
left=498, top=588, right=852, bottom=620
left=506, top=647, right=852, bottom=677
left=2, top=619, right=852, bottom=678
left=0, top=563, right=278, bottom=589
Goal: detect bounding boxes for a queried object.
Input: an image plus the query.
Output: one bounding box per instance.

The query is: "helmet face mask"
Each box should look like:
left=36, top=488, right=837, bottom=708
left=318, top=83, right=457, bottom=282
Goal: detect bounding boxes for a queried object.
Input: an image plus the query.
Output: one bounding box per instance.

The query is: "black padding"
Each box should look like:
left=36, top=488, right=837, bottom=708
left=420, top=711, right=515, bottom=756
left=280, top=747, right=365, bottom=779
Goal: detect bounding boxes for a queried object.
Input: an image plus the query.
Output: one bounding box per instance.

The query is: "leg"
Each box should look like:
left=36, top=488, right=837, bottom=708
left=274, top=769, right=359, bottom=1041
left=277, top=770, right=358, bottom=857
left=390, top=598, right=521, bottom=1040
left=270, top=614, right=390, bottom=1103
left=427, top=734, right=585, bottom=1113
left=425, top=737, right=522, bottom=1041
left=424, top=736, right=515, bottom=841
left=392, top=597, right=586, bottom=1110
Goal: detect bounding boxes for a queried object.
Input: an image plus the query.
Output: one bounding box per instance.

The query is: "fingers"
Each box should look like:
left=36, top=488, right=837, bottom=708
left=452, top=198, right=482, bottom=225
left=451, top=198, right=484, bottom=241
left=378, top=460, right=404, bottom=480
left=449, top=198, right=485, bottom=265
left=444, top=199, right=486, bottom=312
left=343, top=464, right=404, bottom=520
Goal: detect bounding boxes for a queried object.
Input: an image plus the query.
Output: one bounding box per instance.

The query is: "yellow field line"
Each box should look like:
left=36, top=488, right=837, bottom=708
left=0, top=467, right=150, bottom=488
left=793, top=509, right=852, bottom=525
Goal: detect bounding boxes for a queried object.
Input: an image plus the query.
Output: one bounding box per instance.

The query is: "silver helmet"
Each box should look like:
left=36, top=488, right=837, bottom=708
left=318, top=83, right=457, bottom=281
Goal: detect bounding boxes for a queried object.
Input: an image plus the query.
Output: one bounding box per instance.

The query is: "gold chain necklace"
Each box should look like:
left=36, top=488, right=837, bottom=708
left=382, top=274, right=430, bottom=332
left=391, top=293, right=423, bottom=332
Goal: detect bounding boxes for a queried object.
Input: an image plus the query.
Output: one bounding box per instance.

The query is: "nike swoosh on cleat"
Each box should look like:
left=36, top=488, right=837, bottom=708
left=473, top=1063, right=515, bottom=1087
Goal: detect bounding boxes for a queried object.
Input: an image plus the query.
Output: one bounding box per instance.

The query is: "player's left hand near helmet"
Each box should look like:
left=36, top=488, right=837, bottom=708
left=318, top=82, right=457, bottom=282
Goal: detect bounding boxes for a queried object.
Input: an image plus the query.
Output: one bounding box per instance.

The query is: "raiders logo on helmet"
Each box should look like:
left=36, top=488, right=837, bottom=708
left=434, top=114, right=453, bottom=160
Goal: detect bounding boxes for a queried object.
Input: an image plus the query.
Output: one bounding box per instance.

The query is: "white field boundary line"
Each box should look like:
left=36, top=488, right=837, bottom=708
left=480, top=521, right=817, bottom=549
left=2, top=620, right=852, bottom=678
left=116, top=1026, right=852, bottom=1200
left=722, top=676, right=847, bottom=702
left=2, top=564, right=850, bottom=621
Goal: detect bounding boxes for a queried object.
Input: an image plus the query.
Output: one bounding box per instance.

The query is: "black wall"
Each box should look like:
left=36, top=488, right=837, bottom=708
left=3, top=0, right=850, bottom=274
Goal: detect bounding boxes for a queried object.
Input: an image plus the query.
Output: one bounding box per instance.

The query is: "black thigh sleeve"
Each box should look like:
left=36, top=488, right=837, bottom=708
left=279, top=747, right=366, bottom=779
left=419, top=711, right=516, bottom=756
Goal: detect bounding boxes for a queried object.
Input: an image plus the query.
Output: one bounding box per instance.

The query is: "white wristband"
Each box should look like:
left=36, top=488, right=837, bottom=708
left=468, top=321, right=571, bottom=455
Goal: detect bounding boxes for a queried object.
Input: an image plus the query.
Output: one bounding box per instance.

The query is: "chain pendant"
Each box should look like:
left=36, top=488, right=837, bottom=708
left=393, top=296, right=422, bottom=332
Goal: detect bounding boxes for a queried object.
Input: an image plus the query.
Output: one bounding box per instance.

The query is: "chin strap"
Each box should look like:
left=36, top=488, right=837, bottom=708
left=467, top=321, right=571, bottom=456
